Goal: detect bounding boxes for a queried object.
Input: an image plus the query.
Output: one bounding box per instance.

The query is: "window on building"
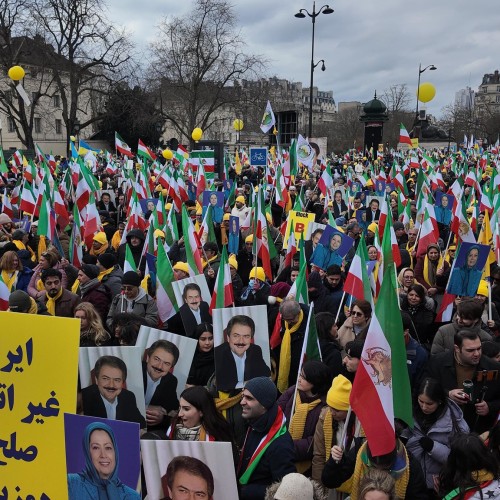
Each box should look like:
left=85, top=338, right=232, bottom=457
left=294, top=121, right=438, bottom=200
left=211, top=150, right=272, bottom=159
left=496, top=95, right=500, bottom=103
left=483, top=87, right=487, bottom=93
left=55, top=119, right=62, bottom=134
left=7, top=117, right=15, bottom=133
left=53, top=95, right=60, bottom=107
left=34, top=117, right=41, bottom=133
left=497, top=86, right=500, bottom=93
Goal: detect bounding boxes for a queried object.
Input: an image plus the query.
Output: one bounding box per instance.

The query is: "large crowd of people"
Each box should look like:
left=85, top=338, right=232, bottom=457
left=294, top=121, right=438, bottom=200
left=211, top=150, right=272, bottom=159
left=2, top=144, right=500, bottom=499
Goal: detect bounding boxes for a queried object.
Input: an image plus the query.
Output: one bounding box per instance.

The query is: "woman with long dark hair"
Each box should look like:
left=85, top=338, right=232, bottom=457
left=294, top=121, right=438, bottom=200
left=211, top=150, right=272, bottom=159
left=440, top=433, right=500, bottom=499
left=186, top=323, right=215, bottom=387
left=167, top=386, right=234, bottom=444
left=400, top=283, right=436, bottom=345
left=315, top=312, right=343, bottom=379
left=404, top=377, right=469, bottom=495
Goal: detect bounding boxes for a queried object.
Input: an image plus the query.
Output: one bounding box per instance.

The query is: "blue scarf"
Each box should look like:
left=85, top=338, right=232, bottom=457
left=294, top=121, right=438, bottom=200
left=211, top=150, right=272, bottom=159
left=79, top=422, right=124, bottom=500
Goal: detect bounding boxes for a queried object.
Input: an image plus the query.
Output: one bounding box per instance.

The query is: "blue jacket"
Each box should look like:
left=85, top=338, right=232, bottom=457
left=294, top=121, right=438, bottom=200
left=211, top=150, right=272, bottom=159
left=15, top=267, right=33, bottom=293
left=68, top=473, right=139, bottom=499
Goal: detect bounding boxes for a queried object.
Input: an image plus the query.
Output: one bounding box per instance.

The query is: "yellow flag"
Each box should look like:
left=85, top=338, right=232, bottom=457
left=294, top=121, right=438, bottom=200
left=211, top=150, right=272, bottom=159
left=235, top=149, right=242, bottom=175
left=478, top=210, right=496, bottom=278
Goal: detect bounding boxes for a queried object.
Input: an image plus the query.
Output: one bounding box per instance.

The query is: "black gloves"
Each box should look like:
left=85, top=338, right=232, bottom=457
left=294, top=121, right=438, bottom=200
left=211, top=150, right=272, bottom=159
left=419, top=436, right=434, bottom=452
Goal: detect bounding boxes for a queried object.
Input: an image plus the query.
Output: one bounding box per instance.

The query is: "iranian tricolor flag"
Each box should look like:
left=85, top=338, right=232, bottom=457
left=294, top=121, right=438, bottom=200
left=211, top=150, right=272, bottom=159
left=137, top=139, right=157, bottom=161
left=274, top=164, right=290, bottom=209
left=115, top=132, right=134, bottom=158
left=252, top=187, right=272, bottom=281
left=181, top=205, right=203, bottom=276
left=0, top=277, right=9, bottom=310
left=82, top=195, right=102, bottom=249
left=124, top=245, right=138, bottom=273
left=399, top=124, right=412, bottom=146
left=209, top=246, right=234, bottom=313
left=191, top=150, right=215, bottom=183
left=1, top=190, right=13, bottom=220
left=69, top=204, right=83, bottom=268
left=435, top=291, right=456, bottom=323
left=350, top=267, right=413, bottom=457
left=0, top=147, right=8, bottom=174
left=287, top=244, right=308, bottom=305
left=195, top=158, right=206, bottom=200
left=416, top=209, right=440, bottom=257
left=284, top=231, right=297, bottom=268
left=317, top=163, right=333, bottom=196
left=37, top=191, right=57, bottom=241
left=344, top=237, right=372, bottom=302
left=156, top=242, right=179, bottom=322
left=174, top=145, right=188, bottom=168
left=377, top=196, right=390, bottom=239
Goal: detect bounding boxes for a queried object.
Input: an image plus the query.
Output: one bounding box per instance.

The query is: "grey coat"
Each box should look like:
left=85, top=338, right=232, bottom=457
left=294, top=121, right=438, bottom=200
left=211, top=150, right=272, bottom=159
left=431, top=317, right=491, bottom=355
left=404, top=400, right=469, bottom=489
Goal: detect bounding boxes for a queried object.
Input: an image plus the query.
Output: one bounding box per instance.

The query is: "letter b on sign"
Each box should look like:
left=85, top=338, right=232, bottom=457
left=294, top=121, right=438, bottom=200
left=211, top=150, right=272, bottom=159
left=295, top=223, right=305, bottom=233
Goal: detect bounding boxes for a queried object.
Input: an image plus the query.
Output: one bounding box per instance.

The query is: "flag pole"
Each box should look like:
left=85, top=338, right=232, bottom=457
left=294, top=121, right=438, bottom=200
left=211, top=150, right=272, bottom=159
left=488, top=280, right=493, bottom=322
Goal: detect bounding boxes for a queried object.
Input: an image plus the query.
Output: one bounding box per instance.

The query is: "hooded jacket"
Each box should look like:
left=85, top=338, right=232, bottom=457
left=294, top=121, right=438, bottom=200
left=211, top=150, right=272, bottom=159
left=117, top=229, right=146, bottom=276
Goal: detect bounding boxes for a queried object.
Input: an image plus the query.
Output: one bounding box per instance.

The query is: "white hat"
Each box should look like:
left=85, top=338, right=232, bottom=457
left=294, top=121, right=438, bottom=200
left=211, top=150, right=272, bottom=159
left=273, top=473, right=313, bottom=499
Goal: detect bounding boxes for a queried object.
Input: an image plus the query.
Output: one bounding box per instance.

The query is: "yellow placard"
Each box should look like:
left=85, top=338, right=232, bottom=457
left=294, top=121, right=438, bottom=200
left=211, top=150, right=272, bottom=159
left=283, top=210, right=316, bottom=249
left=0, top=313, right=80, bottom=499
left=410, top=138, right=419, bottom=148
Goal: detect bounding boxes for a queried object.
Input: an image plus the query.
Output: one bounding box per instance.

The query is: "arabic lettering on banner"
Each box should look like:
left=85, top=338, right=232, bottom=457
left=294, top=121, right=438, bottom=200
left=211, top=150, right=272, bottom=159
left=0, top=312, right=79, bottom=500
left=283, top=210, right=316, bottom=249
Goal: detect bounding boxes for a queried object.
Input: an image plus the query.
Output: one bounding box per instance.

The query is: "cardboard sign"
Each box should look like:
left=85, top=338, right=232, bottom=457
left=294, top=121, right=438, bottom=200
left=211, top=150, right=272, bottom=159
left=283, top=210, right=316, bottom=249
left=0, top=313, right=79, bottom=499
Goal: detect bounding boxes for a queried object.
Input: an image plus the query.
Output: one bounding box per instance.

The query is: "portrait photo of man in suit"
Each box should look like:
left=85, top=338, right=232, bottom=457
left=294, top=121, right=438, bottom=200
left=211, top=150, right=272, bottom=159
left=142, top=340, right=180, bottom=434
left=168, top=283, right=212, bottom=338
left=214, top=315, right=270, bottom=392
left=81, top=355, right=146, bottom=428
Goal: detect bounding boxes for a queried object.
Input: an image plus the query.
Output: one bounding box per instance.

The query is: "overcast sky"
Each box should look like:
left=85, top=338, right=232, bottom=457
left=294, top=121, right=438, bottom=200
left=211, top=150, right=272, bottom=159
left=108, top=0, right=500, bottom=118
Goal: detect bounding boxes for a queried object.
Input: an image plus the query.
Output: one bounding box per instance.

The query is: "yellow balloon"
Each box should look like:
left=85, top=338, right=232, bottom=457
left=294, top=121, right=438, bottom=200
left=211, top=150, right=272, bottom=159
left=192, top=127, right=203, bottom=142
left=8, top=65, right=25, bottom=81
left=162, top=149, right=173, bottom=160
left=417, top=82, right=436, bottom=103
left=233, top=118, right=244, bottom=131
left=69, top=135, right=76, bottom=142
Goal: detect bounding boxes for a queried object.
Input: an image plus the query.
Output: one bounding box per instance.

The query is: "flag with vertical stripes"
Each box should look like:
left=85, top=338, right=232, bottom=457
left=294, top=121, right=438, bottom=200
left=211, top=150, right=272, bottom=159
left=210, top=246, right=234, bottom=313
left=181, top=205, right=203, bottom=276
left=156, top=242, right=179, bottom=322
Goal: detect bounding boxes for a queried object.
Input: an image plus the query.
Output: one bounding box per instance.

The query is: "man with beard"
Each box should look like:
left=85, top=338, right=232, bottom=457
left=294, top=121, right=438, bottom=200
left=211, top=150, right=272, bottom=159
left=81, top=355, right=146, bottom=428
left=424, top=331, right=500, bottom=433
left=306, top=271, right=338, bottom=314
left=39, top=268, right=81, bottom=317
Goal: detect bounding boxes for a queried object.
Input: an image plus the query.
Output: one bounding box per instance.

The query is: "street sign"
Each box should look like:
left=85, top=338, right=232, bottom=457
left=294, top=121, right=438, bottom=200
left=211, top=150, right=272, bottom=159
left=249, top=147, right=268, bottom=167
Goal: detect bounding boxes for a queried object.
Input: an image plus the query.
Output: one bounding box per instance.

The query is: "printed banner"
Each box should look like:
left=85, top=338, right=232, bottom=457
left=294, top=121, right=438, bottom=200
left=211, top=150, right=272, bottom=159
left=283, top=210, right=316, bottom=249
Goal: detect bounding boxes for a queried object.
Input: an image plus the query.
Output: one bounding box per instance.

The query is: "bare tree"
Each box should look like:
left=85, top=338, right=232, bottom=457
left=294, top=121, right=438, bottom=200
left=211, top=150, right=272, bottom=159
left=32, top=0, right=133, bottom=148
left=151, top=0, right=266, bottom=147
left=380, top=84, right=411, bottom=113
left=0, top=0, right=59, bottom=150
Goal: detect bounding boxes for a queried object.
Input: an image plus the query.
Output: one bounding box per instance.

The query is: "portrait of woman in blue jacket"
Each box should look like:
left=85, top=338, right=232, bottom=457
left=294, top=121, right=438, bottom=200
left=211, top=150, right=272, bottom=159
left=67, top=422, right=139, bottom=499
left=447, top=244, right=487, bottom=297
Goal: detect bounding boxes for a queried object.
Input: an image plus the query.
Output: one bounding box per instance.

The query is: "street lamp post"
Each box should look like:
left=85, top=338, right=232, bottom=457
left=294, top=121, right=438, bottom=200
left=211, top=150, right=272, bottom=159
left=295, top=2, right=333, bottom=139
left=415, top=63, right=437, bottom=135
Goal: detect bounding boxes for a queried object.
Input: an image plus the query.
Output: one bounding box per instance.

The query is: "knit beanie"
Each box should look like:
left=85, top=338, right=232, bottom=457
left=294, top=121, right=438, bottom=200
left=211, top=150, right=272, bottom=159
left=122, top=271, right=141, bottom=287
left=367, top=223, right=378, bottom=234
left=244, top=377, right=276, bottom=410
left=326, top=375, right=352, bottom=411
left=97, top=253, right=117, bottom=269
left=269, top=282, right=291, bottom=300
left=81, top=264, right=100, bottom=280
left=273, top=473, right=313, bottom=499
left=8, top=290, right=31, bottom=312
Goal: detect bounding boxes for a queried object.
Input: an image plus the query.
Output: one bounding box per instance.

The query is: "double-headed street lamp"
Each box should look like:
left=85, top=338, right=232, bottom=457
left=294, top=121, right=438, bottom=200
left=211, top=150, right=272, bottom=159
left=295, top=2, right=333, bottom=139
left=415, top=63, right=437, bottom=122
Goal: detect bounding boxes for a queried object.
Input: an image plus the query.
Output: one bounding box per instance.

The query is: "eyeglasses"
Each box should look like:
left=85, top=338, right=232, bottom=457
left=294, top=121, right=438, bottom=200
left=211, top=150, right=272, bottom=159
left=121, top=285, right=136, bottom=291
left=351, top=311, right=364, bottom=317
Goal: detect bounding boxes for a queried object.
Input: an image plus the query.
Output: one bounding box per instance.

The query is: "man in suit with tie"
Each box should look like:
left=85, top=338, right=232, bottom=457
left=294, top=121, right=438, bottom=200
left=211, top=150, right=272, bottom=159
left=365, top=198, right=381, bottom=223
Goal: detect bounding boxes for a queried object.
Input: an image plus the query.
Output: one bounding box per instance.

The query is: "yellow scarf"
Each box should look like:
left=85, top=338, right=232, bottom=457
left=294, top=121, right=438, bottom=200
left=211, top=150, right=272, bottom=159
left=221, top=226, right=228, bottom=245
left=71, top=279, right=80, bottom=294
left=37, top=235, right=47, bottom=261
left=28, top=297, right=38, bottom=314
left=405, top=242, right=415, bottom=269
left=202, top=254, right=217, bottom=270
left=98, top=267, right=114, bottom=281
left=471, top=469, right=494, bottom=483
left=423, top=255, right=444, bottom=288
left=215, top=391, right=243, bottom=418
left=350, top=442, right=410, bottom=500
left=46, top=288, right=63, bottom=316
left=111, top=231, right=121, bottom=251
left=277, top=309, right=304, bottom=393
left=1, top=270, right=18, bottom=291
left=36, top=278, right=45, bottom=291
left=90, top=241, right=109, bottom=256
left=289, top=392, right=321, bottom=440
left=13, top=240, right=36, bottom=262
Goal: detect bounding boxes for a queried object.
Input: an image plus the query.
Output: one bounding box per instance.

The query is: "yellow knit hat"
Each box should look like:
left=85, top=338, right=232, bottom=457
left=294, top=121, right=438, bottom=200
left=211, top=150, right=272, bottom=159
left=236, top=195, right=246, bottom=203
left=245, top=234, right=254, bottom=244
left=93, top=232, right=107, bottom=245
left=223, top=213, right=230, bottom=221
left=326, top=375, right=352, bottom=411
left=228, top=255, right=238, bottom=270
left=367, top=223, right=377, bottom=234
left=154, top=229, right=165, bottom=239
left=173, top=262, right=189, bottom=274
left=477, top=280, right=489, bottom=297
left=165, top=202, right=172, bottom=211
left=249, top=266, right=266, bottom=282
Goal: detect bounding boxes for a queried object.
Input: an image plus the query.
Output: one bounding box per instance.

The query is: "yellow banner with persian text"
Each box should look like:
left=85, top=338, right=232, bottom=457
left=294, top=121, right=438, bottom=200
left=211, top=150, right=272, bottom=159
left=0, top=313, right=79, bottom=499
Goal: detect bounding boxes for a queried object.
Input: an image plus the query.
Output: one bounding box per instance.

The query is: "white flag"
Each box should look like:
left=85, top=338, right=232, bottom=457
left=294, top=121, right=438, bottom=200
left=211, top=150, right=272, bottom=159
left=260, top=100, right=276, bottom=133
left=296, top=134, right=315, bottom=169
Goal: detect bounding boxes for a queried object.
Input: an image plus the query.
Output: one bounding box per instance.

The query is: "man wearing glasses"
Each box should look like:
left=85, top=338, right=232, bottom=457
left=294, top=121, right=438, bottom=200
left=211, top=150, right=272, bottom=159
left=106, top=271, right=158, bottom=330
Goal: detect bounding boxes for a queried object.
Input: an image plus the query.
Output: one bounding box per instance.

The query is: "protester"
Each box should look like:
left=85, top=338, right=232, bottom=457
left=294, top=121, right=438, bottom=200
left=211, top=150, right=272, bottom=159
left=0, top=249, right=32, bottom=292
left=75, top=302, right=111, bottom=347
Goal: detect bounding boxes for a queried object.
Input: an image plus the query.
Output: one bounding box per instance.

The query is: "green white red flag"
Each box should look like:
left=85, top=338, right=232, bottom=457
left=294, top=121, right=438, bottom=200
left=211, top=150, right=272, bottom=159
left=124, top=245, right=138, bottom=273
left=137, top=138, right=157, bottom=161
left=115, top=132, right=133, bottom=158
left=181, top=205, right=203, bottom=276
left=209, top=246, right=234, bottom=313
left=350, top=267, right=413, bottom=456
left=399, top=123, right=412, bottom=146
left=156, top=242, right=179, bottom=322
left=252, top=187, right=272, bottom=281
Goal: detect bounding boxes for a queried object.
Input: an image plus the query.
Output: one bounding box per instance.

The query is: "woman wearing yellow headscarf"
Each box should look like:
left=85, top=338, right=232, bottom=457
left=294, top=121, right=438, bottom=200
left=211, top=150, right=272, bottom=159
left=414, top=243, right=450, bottom=302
